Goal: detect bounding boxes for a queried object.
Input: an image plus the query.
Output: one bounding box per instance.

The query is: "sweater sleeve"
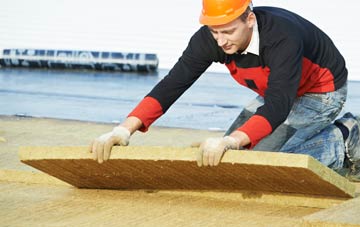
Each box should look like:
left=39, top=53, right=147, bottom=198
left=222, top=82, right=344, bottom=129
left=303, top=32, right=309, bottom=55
left=128, top=26, right=224, bottom=132
left=238, top=36, right=304, bottom=147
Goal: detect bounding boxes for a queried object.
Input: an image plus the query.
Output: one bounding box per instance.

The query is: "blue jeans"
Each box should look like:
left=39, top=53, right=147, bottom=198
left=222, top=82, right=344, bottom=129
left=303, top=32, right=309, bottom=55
left=225, top=83, right=348, bottom=170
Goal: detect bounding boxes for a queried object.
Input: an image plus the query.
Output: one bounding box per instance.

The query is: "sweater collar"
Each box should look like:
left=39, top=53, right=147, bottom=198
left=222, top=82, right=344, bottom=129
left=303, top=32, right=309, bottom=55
left=241, top=16, right=259, bottom=56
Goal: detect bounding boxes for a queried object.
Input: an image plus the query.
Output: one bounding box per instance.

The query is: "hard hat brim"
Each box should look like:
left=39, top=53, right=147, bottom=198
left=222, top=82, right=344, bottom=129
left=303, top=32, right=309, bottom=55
left=199, top=0, right=251, bottom=26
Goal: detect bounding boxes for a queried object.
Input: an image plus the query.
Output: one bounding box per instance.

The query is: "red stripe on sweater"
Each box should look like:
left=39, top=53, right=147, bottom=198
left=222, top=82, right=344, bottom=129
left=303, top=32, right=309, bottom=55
left=237, top=115, right=273, bottom=149
left=128, top=96, right=163, bottom=132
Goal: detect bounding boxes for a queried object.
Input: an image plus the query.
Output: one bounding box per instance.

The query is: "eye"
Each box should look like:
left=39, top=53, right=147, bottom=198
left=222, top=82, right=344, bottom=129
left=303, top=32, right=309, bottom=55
left=223, top=29, right=236, bottom=35
left=209, top=29, right=217, bottom=35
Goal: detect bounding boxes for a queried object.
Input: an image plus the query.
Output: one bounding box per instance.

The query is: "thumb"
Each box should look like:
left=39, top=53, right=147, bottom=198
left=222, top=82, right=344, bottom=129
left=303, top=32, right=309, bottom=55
left=196, top=142, right=205, bottom=167
left=112, top=126, right=131, bottom=146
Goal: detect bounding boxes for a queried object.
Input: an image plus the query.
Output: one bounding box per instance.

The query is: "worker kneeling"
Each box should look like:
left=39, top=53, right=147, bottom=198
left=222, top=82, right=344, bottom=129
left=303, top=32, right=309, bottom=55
left=90, top=0, right=360, bottom=182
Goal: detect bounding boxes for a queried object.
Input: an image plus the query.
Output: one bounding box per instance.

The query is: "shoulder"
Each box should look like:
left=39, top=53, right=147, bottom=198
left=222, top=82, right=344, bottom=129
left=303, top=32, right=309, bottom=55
left=254, top=7, right=305, bottom=53
left=254, top=6, right=320, bottom=39
left=255, top=7, right=306, bottom=35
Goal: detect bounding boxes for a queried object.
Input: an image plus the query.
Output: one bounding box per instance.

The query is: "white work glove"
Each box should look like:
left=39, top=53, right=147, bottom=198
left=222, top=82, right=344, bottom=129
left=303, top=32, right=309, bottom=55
left=197, top=136, right=240, bottom=167
left=89, top=126, right=131, bottom=163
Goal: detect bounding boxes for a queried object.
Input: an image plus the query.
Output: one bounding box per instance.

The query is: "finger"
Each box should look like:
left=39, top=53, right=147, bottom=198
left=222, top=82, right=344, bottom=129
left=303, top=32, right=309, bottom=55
left=92, top=140, right=99, bottom=160
left=213, top=150, right=223, bottom=166
left=208, top=152, right=215, bottom=167
left=103, top=141, right=113, bottom=161
left=202, top=150, right=209, bottom=167
left=96, top=141, right=104, bottom=164
left=119, top=137, right=128, bottom=146
left=196, top=148, right=203, bottom=167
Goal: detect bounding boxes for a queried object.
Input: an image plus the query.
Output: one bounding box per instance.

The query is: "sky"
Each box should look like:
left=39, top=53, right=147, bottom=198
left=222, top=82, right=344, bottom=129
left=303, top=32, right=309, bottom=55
left=0, top=0, right=359, bottom=80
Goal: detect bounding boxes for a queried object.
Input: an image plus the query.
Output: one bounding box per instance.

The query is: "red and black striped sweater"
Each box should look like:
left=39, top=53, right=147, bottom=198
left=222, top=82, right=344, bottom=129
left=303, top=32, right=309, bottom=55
left=128, top=7, right=348, bottom=147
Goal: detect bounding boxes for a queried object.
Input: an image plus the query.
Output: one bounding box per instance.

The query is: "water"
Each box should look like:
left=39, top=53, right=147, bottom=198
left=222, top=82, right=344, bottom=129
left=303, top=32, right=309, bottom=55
left=1, top=0, right=360, bottom=80
left=0, top=68, right=359, bottom=131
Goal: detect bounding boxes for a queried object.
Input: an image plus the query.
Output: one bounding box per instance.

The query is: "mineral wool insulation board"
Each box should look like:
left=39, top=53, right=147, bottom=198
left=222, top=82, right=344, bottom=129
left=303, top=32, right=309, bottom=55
left=19, top=146, right=355, bottom=198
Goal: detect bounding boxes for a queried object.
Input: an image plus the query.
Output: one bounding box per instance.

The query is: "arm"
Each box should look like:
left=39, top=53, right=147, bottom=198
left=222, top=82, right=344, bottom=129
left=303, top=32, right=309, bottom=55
left=90, top=26, right=224, bottom=163
left=198, top=35, right=304, bottom=166
left=128, top=26, right=224, bottom=132
left=236, top=35, right=304, bottom=148
left=120, top=116, right=143, bottom=135
left=89, top=116, right=142, bottom=164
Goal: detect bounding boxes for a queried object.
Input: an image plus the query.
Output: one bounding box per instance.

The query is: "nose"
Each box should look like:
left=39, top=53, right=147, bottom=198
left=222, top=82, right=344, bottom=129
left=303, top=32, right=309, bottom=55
left=216, top=33, right=227, bottom=47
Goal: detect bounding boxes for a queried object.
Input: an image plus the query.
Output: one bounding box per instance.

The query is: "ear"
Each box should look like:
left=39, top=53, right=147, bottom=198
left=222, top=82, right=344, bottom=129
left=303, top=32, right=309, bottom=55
left=247, top=12, right=256, bottom=28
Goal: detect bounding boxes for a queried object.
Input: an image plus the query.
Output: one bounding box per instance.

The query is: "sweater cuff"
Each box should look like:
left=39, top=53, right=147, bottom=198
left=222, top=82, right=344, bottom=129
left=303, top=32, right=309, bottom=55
left=237, top=115, right=273, bottom=149
left=127, top=96, right=163, bottom=132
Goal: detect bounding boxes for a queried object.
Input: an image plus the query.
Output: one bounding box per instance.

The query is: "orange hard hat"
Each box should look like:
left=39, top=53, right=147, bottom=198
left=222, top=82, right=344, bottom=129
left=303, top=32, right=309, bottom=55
left=199, top=0, right=252, bottom=25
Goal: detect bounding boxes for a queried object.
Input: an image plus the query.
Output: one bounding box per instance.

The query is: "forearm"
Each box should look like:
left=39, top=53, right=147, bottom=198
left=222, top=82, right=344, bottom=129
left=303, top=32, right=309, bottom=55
left=229, top=130, right=250, bottom=148
left=120, top=116, right=143, bottom=135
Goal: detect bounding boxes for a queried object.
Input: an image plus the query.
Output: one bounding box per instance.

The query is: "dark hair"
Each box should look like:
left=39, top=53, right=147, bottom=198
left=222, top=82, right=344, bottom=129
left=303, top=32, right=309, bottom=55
left=239, top=6, right=252, bottom=22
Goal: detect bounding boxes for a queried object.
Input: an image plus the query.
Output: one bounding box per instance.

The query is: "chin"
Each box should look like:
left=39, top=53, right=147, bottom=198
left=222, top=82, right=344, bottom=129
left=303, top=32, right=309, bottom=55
left=223, top=48, right=238, bottom=55
left=223, top=49, right=237, bottom=54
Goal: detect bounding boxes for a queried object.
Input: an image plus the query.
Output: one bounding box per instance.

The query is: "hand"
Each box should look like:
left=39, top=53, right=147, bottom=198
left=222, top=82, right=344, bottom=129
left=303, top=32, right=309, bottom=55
left=197, top=136, right=240, bottom=167
left=89, top=126, right=131, bottom=163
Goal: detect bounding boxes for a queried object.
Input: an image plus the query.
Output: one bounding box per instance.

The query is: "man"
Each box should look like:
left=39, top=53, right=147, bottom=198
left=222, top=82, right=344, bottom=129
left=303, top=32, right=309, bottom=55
left=90, top=0, right=360, bottom=181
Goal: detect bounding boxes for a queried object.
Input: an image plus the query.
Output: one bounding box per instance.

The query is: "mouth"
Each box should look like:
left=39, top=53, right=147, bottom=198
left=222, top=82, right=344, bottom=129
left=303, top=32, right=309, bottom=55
left=222, top=45, right=233, bottom=51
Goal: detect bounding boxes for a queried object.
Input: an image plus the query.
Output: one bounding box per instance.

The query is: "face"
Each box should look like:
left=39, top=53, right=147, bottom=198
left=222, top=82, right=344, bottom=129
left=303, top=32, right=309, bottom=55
left=208, top=13, right=255, bottom=54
